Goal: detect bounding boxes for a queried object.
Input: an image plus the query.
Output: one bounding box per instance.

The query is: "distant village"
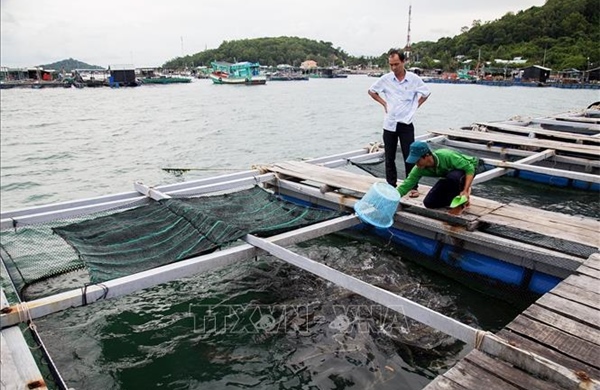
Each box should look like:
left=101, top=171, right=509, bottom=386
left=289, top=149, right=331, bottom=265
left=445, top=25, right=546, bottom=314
left=1, top=56, right=599, bottom=89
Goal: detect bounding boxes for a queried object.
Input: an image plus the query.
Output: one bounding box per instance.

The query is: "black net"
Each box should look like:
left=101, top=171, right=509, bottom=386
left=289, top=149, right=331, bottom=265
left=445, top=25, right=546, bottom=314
left=1, top=186, right=345, bottom=294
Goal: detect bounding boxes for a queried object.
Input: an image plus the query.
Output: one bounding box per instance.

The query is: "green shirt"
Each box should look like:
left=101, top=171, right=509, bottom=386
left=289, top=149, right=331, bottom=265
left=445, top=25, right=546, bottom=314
left=397, top=149, right=478, bottom=196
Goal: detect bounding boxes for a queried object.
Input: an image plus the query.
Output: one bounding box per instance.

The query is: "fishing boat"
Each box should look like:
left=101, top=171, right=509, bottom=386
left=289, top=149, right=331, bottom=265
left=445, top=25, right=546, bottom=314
left=268, top=71, right=309, bottom=81
left=73, top=68, right=109, bottom=87
left=140, top=73, right=192, bottom=85
left=209, top=61, right=267, bottom=85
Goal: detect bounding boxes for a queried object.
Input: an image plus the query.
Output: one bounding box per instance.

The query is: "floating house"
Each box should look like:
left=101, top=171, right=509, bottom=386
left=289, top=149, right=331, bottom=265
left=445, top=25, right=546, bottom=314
left=521, top=65, right=551, bottom=83
left=588, top=66, right=600, bottom=82
left=108, top=64, right=139, bottom=87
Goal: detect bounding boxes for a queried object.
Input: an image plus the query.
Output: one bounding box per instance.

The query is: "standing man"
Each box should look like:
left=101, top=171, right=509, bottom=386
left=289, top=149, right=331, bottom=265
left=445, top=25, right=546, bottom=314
left=368, top=49, right=430, bottom=196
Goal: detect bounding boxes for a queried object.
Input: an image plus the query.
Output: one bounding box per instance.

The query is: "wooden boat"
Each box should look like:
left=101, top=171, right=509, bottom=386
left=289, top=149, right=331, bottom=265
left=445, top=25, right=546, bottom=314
left=73, top=68, right=109, bottom=87
left=140, top=75, right=192, bottom=84
left=209, top=61, right=267, bottom=85
left=308, top=68, right=348, bottom=78
left=268, top=71, right=309, bottom=81
left=139, top=68, right=192, bottom=84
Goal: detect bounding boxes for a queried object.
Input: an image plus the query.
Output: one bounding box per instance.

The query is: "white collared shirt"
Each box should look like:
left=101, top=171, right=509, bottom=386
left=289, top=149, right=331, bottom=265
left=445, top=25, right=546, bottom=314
left=369, top=71, right=431, bottom=131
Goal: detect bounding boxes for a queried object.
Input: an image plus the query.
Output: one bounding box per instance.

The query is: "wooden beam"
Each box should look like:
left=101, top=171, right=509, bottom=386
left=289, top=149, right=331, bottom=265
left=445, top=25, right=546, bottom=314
left=475, top=122, right=600, bottom=143
left=1, top=291, right=47, bottom=390
left=267, top=161, right=384, bottom=194
left=0, top=197, right=151, bottom=231
left=0, top=215, right=361, bottom=329
left=273, top=178, right=585, bottom=277
left=473, top=149, right=555, bottom=184
left=243, top=234, right=477, bottom=344
left=0, top=148, right=377, bottom=221
left=243, top=234, right=598, bottom=390
left=0, top=174, right=276, bottom=230
left=439, top=138, right=600, bottom=168
left=429, top=128, right=600, bottom=156
left=0, top=169, right=262, bottom=220
left=553, top=114, right=600, bottom=125
left=530, top=118, right=600, bottom=133
left=481, top=158, right=600, bottom=183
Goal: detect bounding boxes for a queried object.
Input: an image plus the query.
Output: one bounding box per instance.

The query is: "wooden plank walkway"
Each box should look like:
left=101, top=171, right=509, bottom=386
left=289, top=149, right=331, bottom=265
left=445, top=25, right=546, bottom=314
left=265, top=161, right=600, bottom=250
left=423, top=253, right=600, bottom=389
left=0, top=290, right=47, bottom=389
left=473, top=122, right=600, bottom=144
left=428, top=129, right=600, bottom=157
left=553, top=114, right=600, bottom=125
left=268, top=160, right=384, bottom=194
left=530, top=118, right=600, bottom=133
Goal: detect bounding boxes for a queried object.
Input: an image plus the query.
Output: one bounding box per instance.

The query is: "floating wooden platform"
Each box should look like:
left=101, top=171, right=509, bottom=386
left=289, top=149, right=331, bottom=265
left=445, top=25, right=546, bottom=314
left=472, top=121, right=600, bottom=145
left=428, top=128, right=600, bottom=157
left=265, top=161, right=600, bottom=251
left=1, top=140, right=599, bottom=389
left=263, top=158, right=600, bottom=389
left=0, top=290, right=47, bottom=390
left=423, top=253, right=600, bottom=390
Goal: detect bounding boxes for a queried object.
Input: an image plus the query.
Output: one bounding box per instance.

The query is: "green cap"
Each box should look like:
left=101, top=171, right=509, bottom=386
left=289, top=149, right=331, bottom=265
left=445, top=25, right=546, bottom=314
left=406, top=141, right=430, bottom=164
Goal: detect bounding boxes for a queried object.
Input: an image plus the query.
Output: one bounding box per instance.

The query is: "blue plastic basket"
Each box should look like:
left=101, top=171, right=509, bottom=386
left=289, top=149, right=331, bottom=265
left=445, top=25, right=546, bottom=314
left=354, top=182, right=400, bottom=228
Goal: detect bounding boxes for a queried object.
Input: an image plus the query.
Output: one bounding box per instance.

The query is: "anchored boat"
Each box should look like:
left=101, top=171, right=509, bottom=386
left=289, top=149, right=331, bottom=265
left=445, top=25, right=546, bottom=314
left=209, top=61, right=267, bottom=85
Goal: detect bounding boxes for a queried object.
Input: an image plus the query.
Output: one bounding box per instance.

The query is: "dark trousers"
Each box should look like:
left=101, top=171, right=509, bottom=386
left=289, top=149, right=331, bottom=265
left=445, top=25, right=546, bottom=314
left=383, top=122, right=415, bottom=187
left=423, top=170, right=465, bottom=209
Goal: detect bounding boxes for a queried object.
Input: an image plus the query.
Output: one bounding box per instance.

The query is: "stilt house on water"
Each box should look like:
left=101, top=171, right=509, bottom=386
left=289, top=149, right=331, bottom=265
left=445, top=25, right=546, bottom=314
left=108, top=64, right=139, bottom=87
left=520, top=65, right=552, bottom=83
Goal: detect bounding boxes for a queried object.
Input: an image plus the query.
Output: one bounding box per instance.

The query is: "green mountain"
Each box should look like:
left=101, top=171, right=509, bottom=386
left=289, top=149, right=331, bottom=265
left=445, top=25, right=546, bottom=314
left=411, top=0, right=599, bottom=71
left=163, top=37, right=348, bottom=70
left=38, top=58, right=104, bottom=72
left=164, top=0, right=598, bottom=71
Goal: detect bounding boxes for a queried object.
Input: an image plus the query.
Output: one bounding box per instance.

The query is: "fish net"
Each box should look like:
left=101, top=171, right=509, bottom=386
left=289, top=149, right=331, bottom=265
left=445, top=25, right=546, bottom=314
left=0, top=186, right=345, bottom=298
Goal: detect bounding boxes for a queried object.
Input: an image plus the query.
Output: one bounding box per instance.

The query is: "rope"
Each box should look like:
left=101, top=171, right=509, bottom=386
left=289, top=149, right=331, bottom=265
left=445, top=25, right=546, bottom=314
left=16, top=302, right=42, bottom=350
left=368, top=142, right=382, bottom=153
left=474, top=329, right=487, bottom=349
left=17, top=302, right=30, bottom=324
left=81, top=283, right=110, bottom=306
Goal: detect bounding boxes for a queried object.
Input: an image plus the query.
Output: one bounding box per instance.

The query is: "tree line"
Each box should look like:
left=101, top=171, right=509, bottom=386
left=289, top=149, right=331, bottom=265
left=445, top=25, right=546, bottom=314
left=164, top=0, right=598, bottom=72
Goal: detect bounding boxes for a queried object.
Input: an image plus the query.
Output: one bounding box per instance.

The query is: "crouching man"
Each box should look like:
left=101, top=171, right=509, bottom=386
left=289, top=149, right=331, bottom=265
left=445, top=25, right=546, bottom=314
left=396, top=141, right=480, bottom=209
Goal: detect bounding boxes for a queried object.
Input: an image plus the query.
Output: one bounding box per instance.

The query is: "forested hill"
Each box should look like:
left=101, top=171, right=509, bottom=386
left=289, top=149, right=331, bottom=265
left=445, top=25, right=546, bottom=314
left=412, top=0, right=598, bottom=71
left=164, top=37, right=348, bottom=71
left=165, top=0, right=597, bottom=71
left=38, top=58, right=104, bottom=72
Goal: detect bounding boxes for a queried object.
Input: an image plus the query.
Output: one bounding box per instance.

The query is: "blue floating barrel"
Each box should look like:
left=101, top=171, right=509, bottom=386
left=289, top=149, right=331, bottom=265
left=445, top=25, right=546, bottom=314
left=354, top=182, right=400, bottom=228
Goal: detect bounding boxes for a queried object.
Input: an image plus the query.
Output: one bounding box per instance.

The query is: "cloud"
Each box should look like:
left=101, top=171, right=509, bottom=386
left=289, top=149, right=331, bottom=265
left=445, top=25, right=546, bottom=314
left=0, top=0, right=546, bottom=68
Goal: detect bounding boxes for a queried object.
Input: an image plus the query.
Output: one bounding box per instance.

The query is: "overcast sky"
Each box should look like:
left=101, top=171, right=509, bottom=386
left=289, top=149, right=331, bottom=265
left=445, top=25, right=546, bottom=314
left=1, top=0, right=546, bottom=68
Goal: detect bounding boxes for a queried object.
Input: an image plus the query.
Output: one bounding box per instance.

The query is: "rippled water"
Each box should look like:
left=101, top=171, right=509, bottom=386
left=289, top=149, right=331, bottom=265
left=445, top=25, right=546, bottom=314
left=1, top=79, right=597, bottom=209
left=1, top=79, right=598, bottom=389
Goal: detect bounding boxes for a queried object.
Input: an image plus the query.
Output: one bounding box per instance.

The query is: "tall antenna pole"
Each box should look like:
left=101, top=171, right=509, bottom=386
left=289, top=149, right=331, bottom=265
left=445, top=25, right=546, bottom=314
left=181, top=36, right=184, bottom=57
left=405, top=4, right=412, bottom=61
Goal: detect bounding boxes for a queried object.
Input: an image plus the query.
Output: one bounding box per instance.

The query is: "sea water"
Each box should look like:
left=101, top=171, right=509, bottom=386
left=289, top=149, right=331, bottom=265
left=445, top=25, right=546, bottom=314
left=1, top=78, right=598, bottom=389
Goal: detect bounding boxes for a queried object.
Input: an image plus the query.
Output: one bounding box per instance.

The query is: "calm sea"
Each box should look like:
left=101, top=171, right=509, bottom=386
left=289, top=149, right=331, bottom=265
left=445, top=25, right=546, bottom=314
left=1, top=78, right=598, bottom=389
